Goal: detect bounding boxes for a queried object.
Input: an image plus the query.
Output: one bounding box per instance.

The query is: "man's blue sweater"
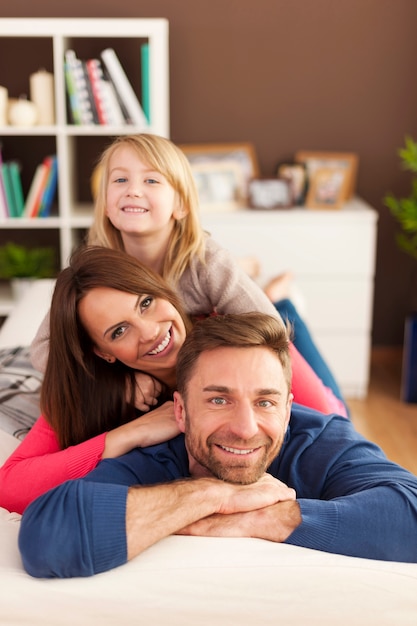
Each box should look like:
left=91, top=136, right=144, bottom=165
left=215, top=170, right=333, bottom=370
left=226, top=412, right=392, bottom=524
left=19, top=404, right=417, bottom=577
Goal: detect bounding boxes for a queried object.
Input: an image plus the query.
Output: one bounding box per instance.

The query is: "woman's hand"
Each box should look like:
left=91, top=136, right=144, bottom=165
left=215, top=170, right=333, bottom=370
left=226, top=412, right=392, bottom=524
left=102, top=401, right=180, bottom=458
left=128, top=372, right=163, bottom=412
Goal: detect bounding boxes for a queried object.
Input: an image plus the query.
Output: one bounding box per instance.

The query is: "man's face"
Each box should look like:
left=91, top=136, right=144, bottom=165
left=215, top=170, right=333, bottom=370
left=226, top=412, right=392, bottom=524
left=174, top=346, right=293, bottom=484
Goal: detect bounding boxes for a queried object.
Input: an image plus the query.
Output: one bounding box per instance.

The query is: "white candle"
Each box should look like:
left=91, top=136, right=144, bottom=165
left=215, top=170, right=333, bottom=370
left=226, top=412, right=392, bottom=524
left=0, top=85, right=8, bottom=125
left=30, top=69, right=55, bottom=125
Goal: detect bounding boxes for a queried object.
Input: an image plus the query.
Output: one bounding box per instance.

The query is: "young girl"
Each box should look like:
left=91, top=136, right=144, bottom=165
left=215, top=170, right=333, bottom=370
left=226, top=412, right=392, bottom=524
left=31, top=133, right=347, bottom=415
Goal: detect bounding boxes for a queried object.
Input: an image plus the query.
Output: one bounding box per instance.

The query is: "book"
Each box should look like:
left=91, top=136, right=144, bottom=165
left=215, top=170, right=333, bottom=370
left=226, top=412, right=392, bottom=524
left=8, top=161, right=25, bottom=217
left=23, top=161, right=50, bottom=218
left=0, top=147, right=9, bottom=218
left=64, top=50, right=97, bottom=126
left=141, top=42, right=150, bottom=123
left=101, top=47, right=148, bottom=127
left=38, top=155, right=58, bottom=217
left=85, top=58, right=125, bottom=126
left=1, top=163, right=17, bottom=218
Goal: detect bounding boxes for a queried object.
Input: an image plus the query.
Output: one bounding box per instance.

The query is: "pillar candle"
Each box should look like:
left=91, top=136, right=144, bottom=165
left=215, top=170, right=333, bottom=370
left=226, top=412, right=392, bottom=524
left=29, top=69, right=55, bottom=125
left=0, top=85, right=8, bottom=125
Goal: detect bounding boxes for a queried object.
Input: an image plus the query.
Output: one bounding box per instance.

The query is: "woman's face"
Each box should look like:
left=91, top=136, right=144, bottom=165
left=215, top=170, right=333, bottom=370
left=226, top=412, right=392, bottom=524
left=78, top=287, right=187, bottom=385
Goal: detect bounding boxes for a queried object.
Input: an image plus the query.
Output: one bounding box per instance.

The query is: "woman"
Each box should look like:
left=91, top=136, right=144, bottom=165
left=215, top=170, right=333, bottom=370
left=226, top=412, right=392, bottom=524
left=0, top=246, right=192, bottom=514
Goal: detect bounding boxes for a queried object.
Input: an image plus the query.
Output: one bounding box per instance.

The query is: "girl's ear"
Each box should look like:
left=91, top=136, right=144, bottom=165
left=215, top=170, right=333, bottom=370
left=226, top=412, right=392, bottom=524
left=172, top=198, right=189, bottom=220
left=93, top=346, right=116, bottom=364
left=173, top=391, right=186, bottom=432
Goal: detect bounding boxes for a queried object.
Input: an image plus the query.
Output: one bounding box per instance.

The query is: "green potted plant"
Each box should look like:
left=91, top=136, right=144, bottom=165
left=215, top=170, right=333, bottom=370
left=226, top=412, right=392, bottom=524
left=384, top=136, right=417, bottom=402
left=0, top=241, right=56, bottom=301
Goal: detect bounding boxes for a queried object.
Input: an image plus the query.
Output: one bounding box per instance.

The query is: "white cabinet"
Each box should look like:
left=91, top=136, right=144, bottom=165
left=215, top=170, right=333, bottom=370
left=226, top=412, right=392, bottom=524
left=0, top=18, right=169, bottom=313
left=200, top=197, right=378, bottom=399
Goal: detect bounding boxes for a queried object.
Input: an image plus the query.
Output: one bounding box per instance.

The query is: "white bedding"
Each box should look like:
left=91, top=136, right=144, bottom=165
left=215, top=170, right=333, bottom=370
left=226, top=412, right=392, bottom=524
left=0, top=430, right=417, bottom=625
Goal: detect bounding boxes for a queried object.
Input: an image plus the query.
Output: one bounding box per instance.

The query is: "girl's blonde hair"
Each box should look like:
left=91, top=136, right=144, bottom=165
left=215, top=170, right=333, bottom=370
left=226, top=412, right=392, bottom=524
left=88, top=134, right=205, bottom=286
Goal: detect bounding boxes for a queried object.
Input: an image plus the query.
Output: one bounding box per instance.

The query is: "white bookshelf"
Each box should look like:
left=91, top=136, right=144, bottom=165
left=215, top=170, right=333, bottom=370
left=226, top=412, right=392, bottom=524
left=0, top=18, right=169, bottom=313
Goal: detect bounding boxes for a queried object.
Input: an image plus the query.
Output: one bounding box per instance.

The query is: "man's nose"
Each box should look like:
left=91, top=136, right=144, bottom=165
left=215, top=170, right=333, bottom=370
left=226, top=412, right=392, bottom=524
left=229, top=402, right=259, bottom=440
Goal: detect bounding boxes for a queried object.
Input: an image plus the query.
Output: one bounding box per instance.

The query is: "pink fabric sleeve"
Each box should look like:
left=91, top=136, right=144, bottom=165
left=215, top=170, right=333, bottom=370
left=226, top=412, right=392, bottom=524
left=289, top=343, right=348, bottom=417
left=0, top=416, right=106, bottom=515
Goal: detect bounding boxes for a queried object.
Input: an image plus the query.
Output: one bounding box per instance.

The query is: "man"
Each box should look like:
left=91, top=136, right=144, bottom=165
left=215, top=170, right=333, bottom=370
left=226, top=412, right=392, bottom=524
left=19, top=313, right=417, bottom=578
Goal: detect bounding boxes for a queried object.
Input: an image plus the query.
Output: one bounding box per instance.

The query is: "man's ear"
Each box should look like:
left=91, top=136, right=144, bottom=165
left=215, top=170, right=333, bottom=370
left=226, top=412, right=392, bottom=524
left=285, top=392, right=294, bottom=429
left=173, top=391, right=186, bottom=433
left=92, top=346, right=116, bottom=364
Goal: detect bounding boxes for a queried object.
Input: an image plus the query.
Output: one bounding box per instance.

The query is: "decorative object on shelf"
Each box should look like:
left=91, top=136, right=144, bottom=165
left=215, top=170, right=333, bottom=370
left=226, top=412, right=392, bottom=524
left=295, top=151, right=359, bottom=201
left=7, top=96, right=38, bottom=126
left=180, top=142, right=259, bottom=209
left=305, top=167, right=349, bottom=210
left=276, top=162, right=307, bottom=206
left=384, top=135, right=417, bottom=402
left=29, top=69, right=55, bottom=125
left=0, top=85, right=8, bottom=125
left=248, top=178, right=292, bottom=209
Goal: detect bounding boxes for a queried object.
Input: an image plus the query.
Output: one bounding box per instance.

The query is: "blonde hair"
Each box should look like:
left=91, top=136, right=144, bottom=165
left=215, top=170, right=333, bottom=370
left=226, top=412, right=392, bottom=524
left=88, top=134, right=205, bottom=286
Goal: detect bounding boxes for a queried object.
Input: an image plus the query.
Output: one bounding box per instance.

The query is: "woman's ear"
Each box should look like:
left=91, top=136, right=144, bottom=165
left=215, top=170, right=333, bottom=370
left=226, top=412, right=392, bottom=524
left=93, top=346, right=116, bottom=364
left=173, top=391, right=186, bottom=432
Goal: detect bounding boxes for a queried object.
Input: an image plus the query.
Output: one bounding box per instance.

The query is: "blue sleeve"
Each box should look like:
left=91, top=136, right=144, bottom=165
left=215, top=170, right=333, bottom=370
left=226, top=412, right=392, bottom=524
left=281, top=408, right=417, bottom=561
left=19, top=480, right=128, bottom=578
left=18, top=441, right=186, bottom=578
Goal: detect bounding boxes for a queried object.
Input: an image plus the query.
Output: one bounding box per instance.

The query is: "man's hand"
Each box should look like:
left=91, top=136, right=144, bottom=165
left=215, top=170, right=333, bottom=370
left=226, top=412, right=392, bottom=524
left=177, top=500, right=301, bottom=543
left=217, top=473, right=296, bottom=516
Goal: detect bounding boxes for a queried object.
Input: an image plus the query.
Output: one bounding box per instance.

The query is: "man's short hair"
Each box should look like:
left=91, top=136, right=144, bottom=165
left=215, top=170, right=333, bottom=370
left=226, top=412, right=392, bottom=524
left=176, top=312, right=292, bottom=399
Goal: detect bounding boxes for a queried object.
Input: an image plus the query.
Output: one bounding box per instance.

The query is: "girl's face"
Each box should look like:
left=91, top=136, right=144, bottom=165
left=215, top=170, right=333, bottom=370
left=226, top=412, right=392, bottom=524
left=105, top=145, right=186, bottom=238
left=78, top=287, right=187, bottom=386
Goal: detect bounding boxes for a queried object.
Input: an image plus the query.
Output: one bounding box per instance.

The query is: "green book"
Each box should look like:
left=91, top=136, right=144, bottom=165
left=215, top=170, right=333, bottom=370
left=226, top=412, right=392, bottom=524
left=1, top=163, right=17, bottom=217
left=8, top=161, right=25, bottom=217
left=141, top=42, right=150, bottom=123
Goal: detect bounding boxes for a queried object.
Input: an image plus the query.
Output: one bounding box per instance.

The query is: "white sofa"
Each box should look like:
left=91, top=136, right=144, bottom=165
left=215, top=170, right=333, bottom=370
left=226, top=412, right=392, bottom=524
left=0, top=280, right=417, bottom=624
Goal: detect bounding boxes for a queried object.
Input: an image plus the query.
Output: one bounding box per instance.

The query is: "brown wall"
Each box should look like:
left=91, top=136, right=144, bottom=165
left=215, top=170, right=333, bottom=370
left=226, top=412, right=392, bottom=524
left=2, top=0, right=417, bottom=345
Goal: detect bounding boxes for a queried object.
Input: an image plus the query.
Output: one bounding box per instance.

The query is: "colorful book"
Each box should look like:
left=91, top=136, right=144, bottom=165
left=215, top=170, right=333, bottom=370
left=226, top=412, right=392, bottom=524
left=64, top=50, right=97, bottom=126
left=64, top=55, right=82, bottom=125
left=38, top=155, right=58, bottom=218
left=85, top=58, right=125, bottom=126
left=23, top=161, right=50, bottom=218
left=101, top=47, right=148, bottom=127
left=141, top=42, right=150, bottom=123
left=8, top=161, right=25, bottom=217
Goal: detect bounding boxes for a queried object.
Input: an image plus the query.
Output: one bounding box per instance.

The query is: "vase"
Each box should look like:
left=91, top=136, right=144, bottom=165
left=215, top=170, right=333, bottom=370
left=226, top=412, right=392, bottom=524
left=11, top=278, right=35, bottom=302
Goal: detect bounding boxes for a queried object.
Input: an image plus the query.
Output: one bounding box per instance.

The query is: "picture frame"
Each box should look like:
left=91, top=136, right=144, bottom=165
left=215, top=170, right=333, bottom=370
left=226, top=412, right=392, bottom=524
left=295, top=151, right=358, bottom=200
left=179, top=142, right=260, bottom=209
left=188, top=160, right=246, bottom=211
left=248, top=178, right=292, bottom=210
left=276, top=162, right=307, bottom=205
left=305, top=167, right=349, bottom=210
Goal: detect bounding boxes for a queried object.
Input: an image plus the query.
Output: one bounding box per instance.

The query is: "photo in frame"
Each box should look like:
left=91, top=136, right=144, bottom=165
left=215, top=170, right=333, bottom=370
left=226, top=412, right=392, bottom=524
left=305, top=167, right=349, bottom=209
left=189, top=160, right=246, bottom=211
left=179, top=142, right=260, bottom=209
left=276, top=162, right=307, bottom=205
left=295, top=151, right=358, bottom=200
left=248, top=178, right=292, bottom=210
